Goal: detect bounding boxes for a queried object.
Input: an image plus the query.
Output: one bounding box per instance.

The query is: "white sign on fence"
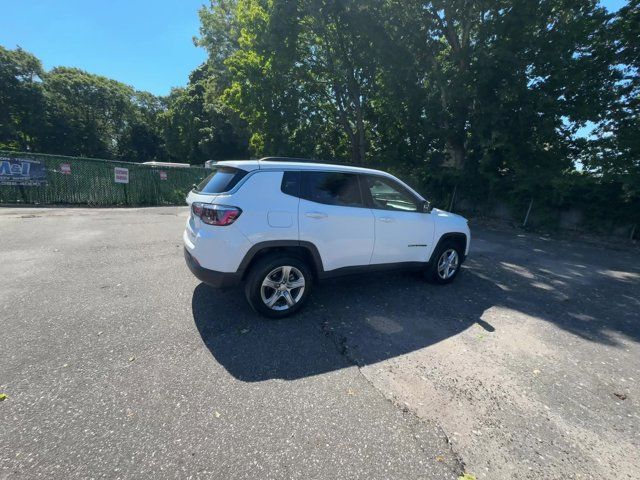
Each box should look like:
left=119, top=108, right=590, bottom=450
left=60, top=163, right=71, bottom=175
left=114, top=167, right=129, bottom=184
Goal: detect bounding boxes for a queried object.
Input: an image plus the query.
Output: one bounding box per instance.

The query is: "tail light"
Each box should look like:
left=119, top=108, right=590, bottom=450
left=191, top=203, right=242, bottom=226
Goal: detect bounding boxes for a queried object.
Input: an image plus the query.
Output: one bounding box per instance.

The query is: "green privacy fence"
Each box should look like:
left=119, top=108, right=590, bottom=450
left=0, top=151, right=209, bottom=206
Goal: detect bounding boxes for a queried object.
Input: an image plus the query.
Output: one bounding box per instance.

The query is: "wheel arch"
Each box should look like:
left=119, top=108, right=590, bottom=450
left=238, top=241, right=324, bottom=280
left=428, top=232, right=468, bottom=264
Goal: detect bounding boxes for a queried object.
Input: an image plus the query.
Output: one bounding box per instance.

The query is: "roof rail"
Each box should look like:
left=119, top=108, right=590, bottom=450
left=259, top=156, right=327, bottom=164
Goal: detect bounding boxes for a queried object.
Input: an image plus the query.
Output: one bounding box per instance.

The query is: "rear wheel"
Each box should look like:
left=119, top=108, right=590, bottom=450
left=244, top=255, right=312, bottom=318
left=425, top=242, right=463, bottom=284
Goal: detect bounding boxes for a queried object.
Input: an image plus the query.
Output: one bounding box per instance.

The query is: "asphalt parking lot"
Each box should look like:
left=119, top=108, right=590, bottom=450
left=1, top=207, right=639, bottom=480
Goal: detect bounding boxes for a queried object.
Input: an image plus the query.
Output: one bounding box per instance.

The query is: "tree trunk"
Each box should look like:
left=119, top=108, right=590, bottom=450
left=354, top=105, right=366, bottom=165
left=445, top=140, right=465, bottom=169
left=349, top=123, right=366, bottom=165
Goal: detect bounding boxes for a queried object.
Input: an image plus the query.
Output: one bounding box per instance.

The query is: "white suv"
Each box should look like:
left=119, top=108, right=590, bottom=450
left=184, top=158, right=470, bottom=318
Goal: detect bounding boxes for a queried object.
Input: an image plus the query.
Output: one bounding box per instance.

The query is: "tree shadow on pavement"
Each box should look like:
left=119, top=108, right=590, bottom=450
left=193, top=230, right=640, bottom=382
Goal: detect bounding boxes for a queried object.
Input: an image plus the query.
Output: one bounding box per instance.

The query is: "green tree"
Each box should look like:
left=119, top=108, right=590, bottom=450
left=0, top=46, right=46, bottom=151
left=580, top=0, right=640, bottom=231
left=160, top=63, right=249, bottom=163
left=41, top=67, right=136, bottom=158
left=117, top=91, right=167, bottom=162
left=200, top=0, right=388, bottom=163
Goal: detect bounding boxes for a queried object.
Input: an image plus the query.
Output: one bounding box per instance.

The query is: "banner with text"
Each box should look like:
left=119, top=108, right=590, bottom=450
left=0, top=157, right=47, bottom=186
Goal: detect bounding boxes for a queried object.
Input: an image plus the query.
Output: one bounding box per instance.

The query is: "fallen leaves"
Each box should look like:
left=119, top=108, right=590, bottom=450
left=458, top=474, right=476, bottom=480
left=0, top=393, right=7, bottom=401
left=614, top=392, right=627, bottom=400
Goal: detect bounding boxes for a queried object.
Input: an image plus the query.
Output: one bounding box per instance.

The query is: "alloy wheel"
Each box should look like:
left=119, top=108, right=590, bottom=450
left=437, top=249, right=459, bottom=280
left=260, top=265, right=306, bottom=311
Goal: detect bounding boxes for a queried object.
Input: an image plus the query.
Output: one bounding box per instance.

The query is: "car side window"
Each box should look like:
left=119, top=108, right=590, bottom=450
left=300, top=171, right=365, bottom=208
left=281, top=171, right=301, bottom=197
left=363, top=175, right=419, bottom=212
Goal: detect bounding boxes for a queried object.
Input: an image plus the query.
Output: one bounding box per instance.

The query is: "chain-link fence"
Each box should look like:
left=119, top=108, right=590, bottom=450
left=437, top=183, right=638, bottom=241
left=2, top=150, right=637, bottom=240
left=391, top=168, right=639, bottom=241
left=0, top=151, right=209, bottom=206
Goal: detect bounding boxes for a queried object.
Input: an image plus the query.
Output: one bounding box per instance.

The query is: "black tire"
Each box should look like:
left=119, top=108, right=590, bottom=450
left=244, top=254, right=313, bottom=318
left=425, top=241, right=463, bottom=284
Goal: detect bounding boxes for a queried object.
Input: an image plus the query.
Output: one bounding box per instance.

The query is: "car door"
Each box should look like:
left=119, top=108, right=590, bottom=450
left=298, top=171, right=375, bottom=272
left=361, top=174, right=435, bottom=265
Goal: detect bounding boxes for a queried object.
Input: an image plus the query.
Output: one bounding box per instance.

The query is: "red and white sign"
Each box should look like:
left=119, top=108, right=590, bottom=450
left=114, top=167, right=129, bottom=184
left=59, top=163, right=71, bottom=175
left=159, top=170, right=167, bottom=181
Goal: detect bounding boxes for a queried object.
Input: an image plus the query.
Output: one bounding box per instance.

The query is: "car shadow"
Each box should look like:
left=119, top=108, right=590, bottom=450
left=192, top=267, right=507, bottom=382
left=192, top=230, right=640, bottom=382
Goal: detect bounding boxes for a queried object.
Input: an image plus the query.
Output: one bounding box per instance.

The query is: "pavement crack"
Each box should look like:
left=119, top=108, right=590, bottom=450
left=319, top=319, right=466, bottom=476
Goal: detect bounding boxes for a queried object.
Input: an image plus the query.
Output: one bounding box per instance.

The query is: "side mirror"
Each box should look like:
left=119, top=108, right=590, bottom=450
left=421, top=200, right=432, bottom=213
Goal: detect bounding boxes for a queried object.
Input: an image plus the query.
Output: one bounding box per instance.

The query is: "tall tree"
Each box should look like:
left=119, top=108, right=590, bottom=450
left=301, top=0, right=385, bottom=164
left=41, top=67, right=136, bottom=158
left=580, top=0, right=640, bottom=228
left=160, top=63, right=249, bottom=163
left=117, top=91, right=167, bottom=162
left=0, top=46, right=46, bottom=151
left=200, top=0, right=387, bottom=163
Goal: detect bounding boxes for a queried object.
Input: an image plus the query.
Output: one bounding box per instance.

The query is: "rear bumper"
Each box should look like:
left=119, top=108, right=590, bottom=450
left=184, top=248, right=241, bottom=288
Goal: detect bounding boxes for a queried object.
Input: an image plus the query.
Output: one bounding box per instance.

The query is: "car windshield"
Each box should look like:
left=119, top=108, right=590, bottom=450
left=195, top=167, right=248, bottom=194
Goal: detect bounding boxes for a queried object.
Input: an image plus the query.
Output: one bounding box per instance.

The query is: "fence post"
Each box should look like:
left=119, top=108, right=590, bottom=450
left=448, top=185, right=457, bottom=212
left=523, top=198, right=534, bottom=227
left=18, top=185, right=28, bottom=203
left=631, top=224, right=637, bottom=241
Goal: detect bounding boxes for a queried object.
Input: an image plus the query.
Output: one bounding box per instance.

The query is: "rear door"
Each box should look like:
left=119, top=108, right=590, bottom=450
left=298, top=171, right=374, bottom=272
left=361, top=174, right=435, bottom=265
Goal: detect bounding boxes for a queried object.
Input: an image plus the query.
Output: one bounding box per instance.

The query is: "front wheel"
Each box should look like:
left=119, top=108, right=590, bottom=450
left=425, top=242, right=463, bottom=284
left=244, top=255, right=312, bottom=318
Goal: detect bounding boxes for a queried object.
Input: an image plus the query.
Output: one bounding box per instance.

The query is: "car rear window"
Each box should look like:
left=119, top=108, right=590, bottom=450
left=195, top=167, right=248, bottom=194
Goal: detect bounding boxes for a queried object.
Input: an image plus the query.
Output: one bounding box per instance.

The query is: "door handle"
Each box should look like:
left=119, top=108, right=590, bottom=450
left=378, top=216, right=394, bottom=223
left=305, top=211, right=328, bottom=219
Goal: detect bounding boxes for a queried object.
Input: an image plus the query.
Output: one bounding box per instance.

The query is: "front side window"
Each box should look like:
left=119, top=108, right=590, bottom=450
left=301, top=171, right=364, bottom=207
left=363, top=175, right=419, bottom=212
left=195, top=167, right=248, bottom=194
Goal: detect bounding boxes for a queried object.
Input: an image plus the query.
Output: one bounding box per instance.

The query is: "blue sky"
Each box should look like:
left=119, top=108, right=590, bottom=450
left=1, top=0, right=207, bottom=96
left=0, top=0, right=629, bottom=97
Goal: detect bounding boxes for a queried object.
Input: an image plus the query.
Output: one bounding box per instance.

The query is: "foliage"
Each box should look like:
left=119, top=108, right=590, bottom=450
left=0, top=46, right=45, bottom=151
left=159, top=64, right=249, bottom=163
left=1, top=1, right=639, bottom=234
left=196, top=0, right=638, bottom=234
left=458, top=474, right=476, bottom=480
left=40, top=67, right=137, bottom=158
left=0, top=46, right=249, bottom=164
